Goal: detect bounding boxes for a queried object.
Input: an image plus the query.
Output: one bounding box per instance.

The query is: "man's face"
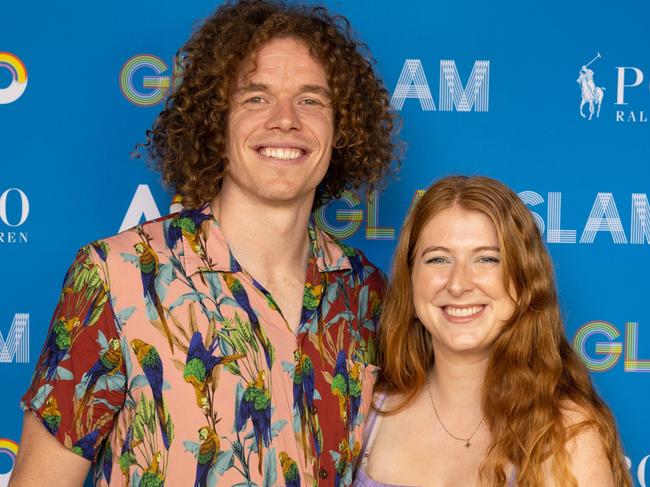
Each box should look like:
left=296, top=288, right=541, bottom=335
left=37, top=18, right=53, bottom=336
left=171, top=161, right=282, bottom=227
left=224, top=37, right=334, bottom=206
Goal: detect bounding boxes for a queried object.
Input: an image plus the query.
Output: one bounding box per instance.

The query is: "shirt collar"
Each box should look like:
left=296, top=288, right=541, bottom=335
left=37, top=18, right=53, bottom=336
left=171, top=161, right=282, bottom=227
left=175, top=204, right=352, bottom=276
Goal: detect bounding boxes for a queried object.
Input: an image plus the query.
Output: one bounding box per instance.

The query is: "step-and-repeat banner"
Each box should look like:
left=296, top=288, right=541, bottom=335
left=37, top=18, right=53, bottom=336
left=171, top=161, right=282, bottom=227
left=1, top=0, right=648, bottom=485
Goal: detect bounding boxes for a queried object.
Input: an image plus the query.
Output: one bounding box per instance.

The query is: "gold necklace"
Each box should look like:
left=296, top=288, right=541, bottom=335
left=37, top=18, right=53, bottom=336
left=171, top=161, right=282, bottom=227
left=426, top=381, right=484, bottom=448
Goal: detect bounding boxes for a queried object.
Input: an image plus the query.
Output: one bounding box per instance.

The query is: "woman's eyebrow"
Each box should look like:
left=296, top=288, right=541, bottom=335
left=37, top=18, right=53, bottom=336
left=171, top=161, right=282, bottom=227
left=420, top=245, right=500, bottom=256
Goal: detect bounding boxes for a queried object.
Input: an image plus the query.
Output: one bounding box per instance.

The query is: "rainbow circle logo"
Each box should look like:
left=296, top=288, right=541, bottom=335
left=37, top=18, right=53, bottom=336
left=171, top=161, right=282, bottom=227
left=0, top=438, right=18, bottom=487
left=0, top=53, right=28, bottom=104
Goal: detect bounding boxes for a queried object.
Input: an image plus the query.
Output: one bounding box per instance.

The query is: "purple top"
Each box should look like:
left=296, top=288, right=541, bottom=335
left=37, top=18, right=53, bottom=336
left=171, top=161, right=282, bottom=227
left=352, top=393, right=516, bottom=487
left=352, top=393, right=415, bottom=487
left=353, top=466, right=420, bottom=487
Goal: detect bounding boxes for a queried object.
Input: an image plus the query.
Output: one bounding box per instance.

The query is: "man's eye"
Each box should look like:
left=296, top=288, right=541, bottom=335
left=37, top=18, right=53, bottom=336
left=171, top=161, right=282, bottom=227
left=245, top=96, right=264, bottom=104
left=301, top=98, right=322, bottom=106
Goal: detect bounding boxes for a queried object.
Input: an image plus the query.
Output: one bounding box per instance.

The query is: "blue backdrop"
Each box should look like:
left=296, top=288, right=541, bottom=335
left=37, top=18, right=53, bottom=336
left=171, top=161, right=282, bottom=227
left=1, top=0, right=648, bottom=485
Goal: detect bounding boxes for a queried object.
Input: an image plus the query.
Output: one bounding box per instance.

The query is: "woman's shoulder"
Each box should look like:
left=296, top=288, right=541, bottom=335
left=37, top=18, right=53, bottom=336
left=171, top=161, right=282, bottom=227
left=559, top=401, right=616, bottom=486
left=557, top=401, right=596, bottom=441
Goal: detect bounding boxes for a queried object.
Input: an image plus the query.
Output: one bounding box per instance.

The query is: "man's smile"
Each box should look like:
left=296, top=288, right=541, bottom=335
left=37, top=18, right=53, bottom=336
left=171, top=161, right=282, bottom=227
left=257, top=146, right=307, bottom=160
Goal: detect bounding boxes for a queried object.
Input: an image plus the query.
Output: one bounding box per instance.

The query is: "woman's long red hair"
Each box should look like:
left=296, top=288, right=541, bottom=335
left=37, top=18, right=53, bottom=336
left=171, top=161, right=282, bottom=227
left=377, top=175, right=631, bottom=486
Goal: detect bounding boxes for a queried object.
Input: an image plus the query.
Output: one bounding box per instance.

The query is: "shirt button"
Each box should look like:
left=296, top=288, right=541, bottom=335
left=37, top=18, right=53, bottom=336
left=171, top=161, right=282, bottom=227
left=319, top=468, right=328, bottom=479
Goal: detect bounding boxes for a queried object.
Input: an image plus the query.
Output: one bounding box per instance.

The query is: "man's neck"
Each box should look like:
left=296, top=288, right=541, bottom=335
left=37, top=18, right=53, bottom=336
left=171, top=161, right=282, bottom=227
left=210, top=185, right=314, bottom=284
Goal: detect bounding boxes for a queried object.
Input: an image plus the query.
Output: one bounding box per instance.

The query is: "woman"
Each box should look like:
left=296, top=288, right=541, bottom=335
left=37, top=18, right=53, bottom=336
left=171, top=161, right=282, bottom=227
left=355, top=176, right=631, bottom=486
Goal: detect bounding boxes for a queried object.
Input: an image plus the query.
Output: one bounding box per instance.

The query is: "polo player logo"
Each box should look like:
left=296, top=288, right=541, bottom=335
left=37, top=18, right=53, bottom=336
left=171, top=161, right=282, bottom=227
left=577, top=53, right=605, bottom=120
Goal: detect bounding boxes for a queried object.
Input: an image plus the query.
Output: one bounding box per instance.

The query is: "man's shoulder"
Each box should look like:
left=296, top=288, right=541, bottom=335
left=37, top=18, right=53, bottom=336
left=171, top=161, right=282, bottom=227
left=82, top=212, right=181, bottom=262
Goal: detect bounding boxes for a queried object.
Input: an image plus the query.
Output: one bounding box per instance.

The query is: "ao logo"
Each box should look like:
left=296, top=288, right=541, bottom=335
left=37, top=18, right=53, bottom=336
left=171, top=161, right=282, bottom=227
left=119, top=54, right=183, bottom=107
left=0, top=53, right=27, bottom=104
left=390, top=59, right=490, bottom=112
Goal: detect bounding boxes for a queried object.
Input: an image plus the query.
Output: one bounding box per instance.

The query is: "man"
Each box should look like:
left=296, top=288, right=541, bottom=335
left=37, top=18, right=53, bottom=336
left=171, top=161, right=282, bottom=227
left=11, top=1, right=398, bottom=485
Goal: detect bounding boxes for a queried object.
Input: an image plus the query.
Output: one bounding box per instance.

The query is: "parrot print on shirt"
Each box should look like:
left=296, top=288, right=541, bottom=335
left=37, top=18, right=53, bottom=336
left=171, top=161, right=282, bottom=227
left=193, top=425, right=220, bottom=487
left=223, top=273, right=273, bottom=369
left=21, top=207, right=385, bottom=487
left=236, top=369, right=272, bottom=474
left=134, top=241, right=175, bottom=353
left=74, top=338, right=123, bottom=423
left=130, top=339, right=172, bottom=450
left=141, top=451, right=164, bottom=487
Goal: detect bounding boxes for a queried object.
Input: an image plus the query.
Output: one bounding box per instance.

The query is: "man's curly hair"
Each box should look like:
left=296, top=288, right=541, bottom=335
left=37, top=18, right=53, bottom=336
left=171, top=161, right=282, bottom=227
left=141, top=0, right=400, bottom=208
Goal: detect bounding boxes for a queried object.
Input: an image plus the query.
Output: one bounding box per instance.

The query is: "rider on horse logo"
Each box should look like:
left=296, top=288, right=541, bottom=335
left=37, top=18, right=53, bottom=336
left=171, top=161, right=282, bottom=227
left=577, top=53, right=605, bottom=120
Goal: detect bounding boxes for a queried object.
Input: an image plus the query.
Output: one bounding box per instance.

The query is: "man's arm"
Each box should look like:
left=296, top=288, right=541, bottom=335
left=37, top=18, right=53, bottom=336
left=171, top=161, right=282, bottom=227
left=14, top=245, right=126, bottom=486
left=9, top=412, right=90, bottom=487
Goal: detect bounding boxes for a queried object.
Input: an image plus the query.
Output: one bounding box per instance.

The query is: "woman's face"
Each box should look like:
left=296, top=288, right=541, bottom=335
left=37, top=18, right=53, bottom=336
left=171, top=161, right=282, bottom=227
left=411, top=205, right=516, bottom=360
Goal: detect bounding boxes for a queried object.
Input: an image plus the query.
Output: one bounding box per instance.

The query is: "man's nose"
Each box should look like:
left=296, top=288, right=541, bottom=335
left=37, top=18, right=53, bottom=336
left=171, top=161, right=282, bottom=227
left=265, top=98, right=302, bottom=131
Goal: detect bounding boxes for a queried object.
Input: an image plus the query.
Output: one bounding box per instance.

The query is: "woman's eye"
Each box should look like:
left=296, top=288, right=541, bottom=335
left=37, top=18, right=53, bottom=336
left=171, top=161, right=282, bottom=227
left=478, top=256, right=499, bottom=264
left=425, top=256, right=448, bottom=264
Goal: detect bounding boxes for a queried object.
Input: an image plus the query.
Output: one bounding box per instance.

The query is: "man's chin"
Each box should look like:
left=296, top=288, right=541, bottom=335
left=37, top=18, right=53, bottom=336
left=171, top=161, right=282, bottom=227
left=254, top=184, right=317, bottom=206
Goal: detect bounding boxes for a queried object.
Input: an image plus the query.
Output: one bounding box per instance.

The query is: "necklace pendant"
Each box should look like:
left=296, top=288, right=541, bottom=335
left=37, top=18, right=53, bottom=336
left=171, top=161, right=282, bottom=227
left=464, top=440, right=471, bottom=448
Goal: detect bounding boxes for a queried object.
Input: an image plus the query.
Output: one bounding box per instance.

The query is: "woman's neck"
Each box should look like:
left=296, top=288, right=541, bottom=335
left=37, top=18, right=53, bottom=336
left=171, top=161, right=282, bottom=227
left=429, top=352, right=489, bottom=412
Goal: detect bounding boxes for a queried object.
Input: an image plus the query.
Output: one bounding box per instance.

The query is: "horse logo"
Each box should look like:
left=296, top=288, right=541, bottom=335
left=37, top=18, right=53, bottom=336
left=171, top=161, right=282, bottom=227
left=577, top=53, right=605, bottom=120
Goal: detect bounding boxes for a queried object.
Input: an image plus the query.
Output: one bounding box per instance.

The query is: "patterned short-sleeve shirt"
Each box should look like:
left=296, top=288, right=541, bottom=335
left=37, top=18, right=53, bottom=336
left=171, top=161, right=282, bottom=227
left=22, top=204, right=385, bottom=487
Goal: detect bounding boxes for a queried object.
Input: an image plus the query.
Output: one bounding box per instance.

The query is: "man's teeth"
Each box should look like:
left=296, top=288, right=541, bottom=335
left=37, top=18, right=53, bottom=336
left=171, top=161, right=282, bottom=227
left=259, top=147, right=304, bottom=160
left=444, top=305, right=483, bottom=317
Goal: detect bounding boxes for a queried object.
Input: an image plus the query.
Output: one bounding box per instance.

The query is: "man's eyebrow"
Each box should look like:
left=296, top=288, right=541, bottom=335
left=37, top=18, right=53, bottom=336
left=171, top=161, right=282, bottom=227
left=300, top=84, right=331, bottom=97
left=234, top=82, right=331, bottom=97
left=234, top=82, right=270, bottom=95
